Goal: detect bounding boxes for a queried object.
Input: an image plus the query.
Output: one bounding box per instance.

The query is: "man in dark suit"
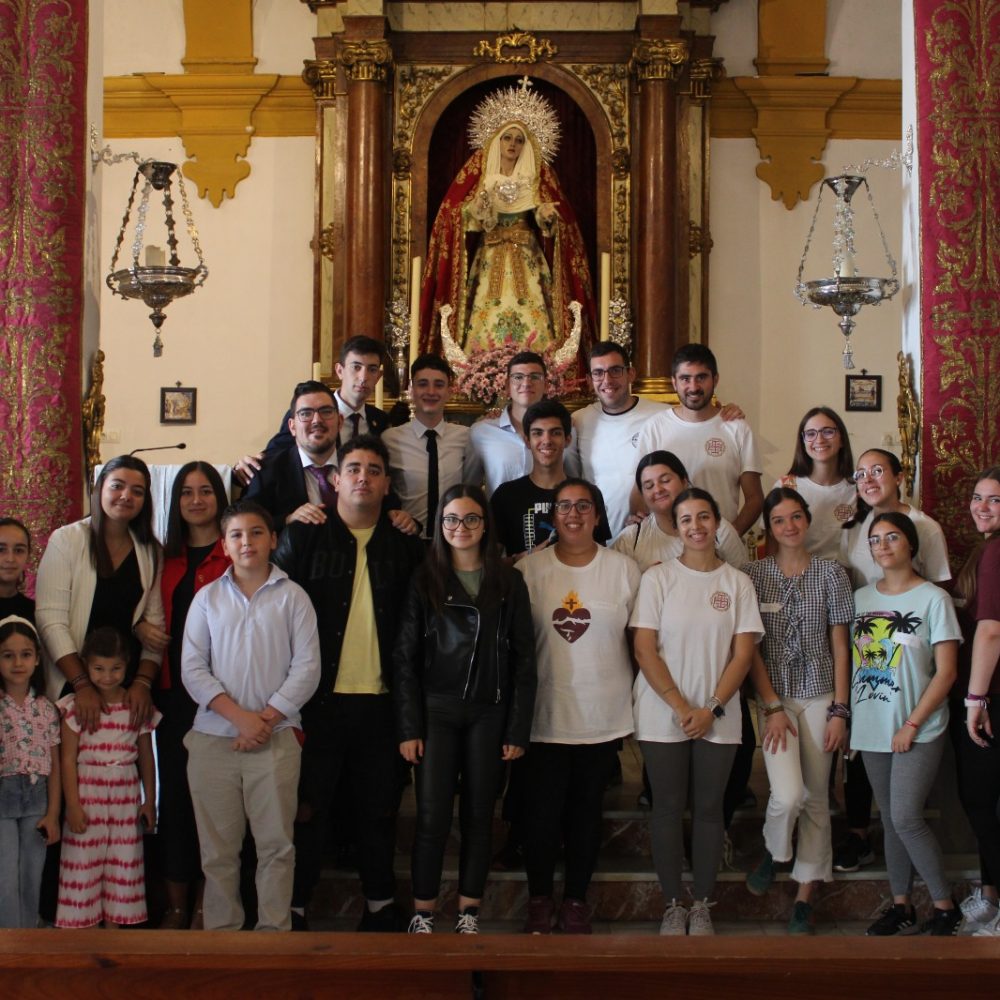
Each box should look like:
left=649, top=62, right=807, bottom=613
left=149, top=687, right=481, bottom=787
left=235, top=335, right=391, bottom=483
left=243, top=380, right=342, bottom=528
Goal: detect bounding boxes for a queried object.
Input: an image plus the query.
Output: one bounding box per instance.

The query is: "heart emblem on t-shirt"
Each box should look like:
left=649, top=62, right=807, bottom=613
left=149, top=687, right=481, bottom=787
left=552, top=590, right=591, bottom=643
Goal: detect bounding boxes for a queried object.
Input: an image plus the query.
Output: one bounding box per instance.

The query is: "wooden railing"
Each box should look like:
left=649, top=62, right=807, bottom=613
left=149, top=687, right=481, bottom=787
left=0, top=931, right=998, bottom=999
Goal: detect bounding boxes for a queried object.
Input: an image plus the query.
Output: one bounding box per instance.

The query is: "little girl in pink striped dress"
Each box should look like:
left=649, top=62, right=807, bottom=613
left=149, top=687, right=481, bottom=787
left=56, top=627, right=159, bottom=928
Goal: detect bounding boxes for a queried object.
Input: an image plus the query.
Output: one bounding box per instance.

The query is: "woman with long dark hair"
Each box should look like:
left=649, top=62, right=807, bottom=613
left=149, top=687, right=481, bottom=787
left=36, top=455, right=164, bottom=730
left=395, top=484, right=535, bottom=935
left=777, top=407, right=856, bottom=561
left=143, top=461, right=230, bottom=929
left=954, top=467, right=1000, bottom=935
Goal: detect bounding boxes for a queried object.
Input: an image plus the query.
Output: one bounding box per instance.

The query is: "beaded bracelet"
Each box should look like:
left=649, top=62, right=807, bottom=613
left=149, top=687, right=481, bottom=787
left=131, top=675, right=153, bottom=690
left=762, top=702, right=785, bottom=717
left=827, top=702, right=851, bottom=721
left=69, top=674, right=91, bottom=690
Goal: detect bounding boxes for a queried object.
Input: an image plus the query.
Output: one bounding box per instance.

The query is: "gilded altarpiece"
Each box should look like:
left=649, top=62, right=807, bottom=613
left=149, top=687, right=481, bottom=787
left=305, top=14, right=721, bottom=393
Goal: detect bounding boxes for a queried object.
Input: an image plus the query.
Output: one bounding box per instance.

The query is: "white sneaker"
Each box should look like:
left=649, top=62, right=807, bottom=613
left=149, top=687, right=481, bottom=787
left=959, top=888, right=999, bottom=934
left=659, top=899, right=688, bottom=936
left=454, top=911, right=479, bottom=935
left=407, top=912, right=434, bottom=934
left=687, top=898, right=716, bottom=936
left=973, top=912, right=1000, bottom=937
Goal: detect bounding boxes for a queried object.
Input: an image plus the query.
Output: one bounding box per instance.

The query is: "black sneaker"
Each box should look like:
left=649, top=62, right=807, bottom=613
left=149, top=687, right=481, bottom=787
left=866, top=903, right=919, bottom=936
left=923, top=905, right=962, bottom=936
left=357, top=903, right=402, bottom=932
left=833, top=833, right=875, bottom=873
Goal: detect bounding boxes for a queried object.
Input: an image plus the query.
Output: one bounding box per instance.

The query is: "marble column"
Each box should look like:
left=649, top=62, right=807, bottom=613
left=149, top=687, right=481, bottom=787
left=340, top=36, right=393, bottom=339
left=630, top=33, right=688, bottom=386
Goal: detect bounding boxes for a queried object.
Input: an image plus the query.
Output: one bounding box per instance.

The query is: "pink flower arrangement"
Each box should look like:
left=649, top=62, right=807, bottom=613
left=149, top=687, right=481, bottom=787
left=453, top=335, right=583, bottom=413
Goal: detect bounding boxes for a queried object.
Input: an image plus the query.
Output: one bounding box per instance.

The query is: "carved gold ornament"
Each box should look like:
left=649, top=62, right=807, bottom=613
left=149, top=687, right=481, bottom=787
left=472, top=32, right=557, bottom=65
left=896, top=351, right=920, bottom=498
left=82, top=350, right=106, bottom=484
left=688, top=221, right=713, bottom=259
left=630, top=39, right=689, bottom=83
left=303, top=59, right=338, bottom=100
left=340, top=40, right=393, bottom=84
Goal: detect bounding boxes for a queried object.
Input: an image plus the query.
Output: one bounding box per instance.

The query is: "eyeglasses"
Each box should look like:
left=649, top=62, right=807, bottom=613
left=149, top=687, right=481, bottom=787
left=802, top=426, right=838, bottom=442
left=553, top=499, right=595, bottom=515
left=509, top=372, right=545, bottom=384
left=295, top=406, right=338, bottom=422
left=441, top=513, right=483, bottom=530
left=589, top=365, right=626, bottom=381
left=868, top=531, right=903, bottom=548
left=853, top=465, right=887, bottom=483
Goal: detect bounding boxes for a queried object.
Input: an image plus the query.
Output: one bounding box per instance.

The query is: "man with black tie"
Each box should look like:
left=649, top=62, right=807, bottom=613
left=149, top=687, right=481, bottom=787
left=381, top=354, right=483, bottom=541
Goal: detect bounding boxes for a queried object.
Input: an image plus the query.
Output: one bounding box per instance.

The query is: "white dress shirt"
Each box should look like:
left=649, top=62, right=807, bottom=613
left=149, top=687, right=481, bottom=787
left=182, top=565, right=321, bottom=738
left=382, top=418, right=483, bottom=538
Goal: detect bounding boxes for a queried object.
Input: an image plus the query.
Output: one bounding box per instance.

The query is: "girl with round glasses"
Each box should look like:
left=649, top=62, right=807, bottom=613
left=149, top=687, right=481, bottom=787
left=613, top=451, right=747, bottom=571
left=952, top=466, right=1000, bottom=935
left=394, top=484, right=536, bottom=935
left=834, top=449, right=951, bottom=875
left=851, top=511, right=962, bottom=936
left=516, top=478, right=640, bottom=933
left=775, top=408, right=857, bottom=561
left=840, top=449, right=951, bottom=590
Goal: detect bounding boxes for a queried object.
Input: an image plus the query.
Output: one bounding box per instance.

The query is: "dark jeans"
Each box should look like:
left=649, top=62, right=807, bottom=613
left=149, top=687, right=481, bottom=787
left=523, top=740, right=617, bottom=901
left=154, top=687, right=202, bottom=884
left=955, top=700, right=1000, bottom=889
left=411, top=696, right=507, bottom=901
left=845, top=750, right=874, bottom=829
left=292, top=693, right=404, bottom=906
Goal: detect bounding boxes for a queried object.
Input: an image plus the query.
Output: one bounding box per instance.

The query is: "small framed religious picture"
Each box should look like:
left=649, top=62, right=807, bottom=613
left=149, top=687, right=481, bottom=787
left=160, top=385, right=197, bottom=424
left=845, top=372, right=882, bottom=412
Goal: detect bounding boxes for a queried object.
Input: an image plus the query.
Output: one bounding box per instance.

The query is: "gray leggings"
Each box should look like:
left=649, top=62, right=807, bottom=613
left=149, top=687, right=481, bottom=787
left=640, top=739, right=737, bottom=901
left=862, top=736, right=951, bottom=902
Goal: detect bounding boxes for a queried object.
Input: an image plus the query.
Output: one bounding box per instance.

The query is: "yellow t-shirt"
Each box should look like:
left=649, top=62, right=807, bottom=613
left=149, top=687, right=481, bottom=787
left=333, top=526, right=385, bottom=694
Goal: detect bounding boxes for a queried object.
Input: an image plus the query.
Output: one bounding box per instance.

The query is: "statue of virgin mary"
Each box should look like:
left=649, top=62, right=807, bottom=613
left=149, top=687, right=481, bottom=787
left=419, top=79, right=596, bottom=359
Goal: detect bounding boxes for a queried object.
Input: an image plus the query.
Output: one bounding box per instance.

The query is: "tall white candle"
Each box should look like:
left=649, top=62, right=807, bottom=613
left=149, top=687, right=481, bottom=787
left=145, top=245, right=166, bottom=267
left=599, top=252, right=611, bottom=340
left=409, top=256, right=422, bottom=369
left=312, top=362, right=321, bottom=381
left=375, top=379, right=383, bottom=411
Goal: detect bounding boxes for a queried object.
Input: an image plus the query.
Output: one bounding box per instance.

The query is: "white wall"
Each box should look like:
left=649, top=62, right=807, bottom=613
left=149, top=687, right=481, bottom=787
left=709, top=139, right=905, bottom=489
left=97, top=2, right=317, bottom=465
left=96, top=135, right=315, bottom=463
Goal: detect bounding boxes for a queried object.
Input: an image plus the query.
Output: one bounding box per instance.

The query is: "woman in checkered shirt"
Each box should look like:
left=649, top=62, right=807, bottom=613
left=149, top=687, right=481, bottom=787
left=744, top=487, right=854, bottom=934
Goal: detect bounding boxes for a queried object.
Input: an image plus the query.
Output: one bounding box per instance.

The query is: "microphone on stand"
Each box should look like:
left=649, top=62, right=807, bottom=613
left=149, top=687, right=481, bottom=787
left=128, top=443, right=187, bottom=457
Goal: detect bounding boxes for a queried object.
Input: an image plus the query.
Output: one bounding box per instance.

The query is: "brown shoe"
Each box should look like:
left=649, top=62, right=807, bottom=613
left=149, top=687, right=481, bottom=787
left=524, top=896, right=554, bottom=934
left=557, top=898, right=592, bottom=935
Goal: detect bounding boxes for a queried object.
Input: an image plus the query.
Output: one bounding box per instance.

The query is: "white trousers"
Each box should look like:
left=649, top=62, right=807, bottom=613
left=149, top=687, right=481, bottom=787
left=758, top=694, right=833, bottom=884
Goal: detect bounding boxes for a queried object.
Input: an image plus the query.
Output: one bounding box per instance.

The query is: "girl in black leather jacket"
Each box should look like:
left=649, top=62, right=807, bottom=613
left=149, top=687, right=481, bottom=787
left=394, top=484, right=536, bottom=935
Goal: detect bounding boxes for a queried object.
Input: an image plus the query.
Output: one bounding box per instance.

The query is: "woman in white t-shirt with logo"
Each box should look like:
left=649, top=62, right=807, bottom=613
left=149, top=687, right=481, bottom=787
left=516, top=478, right=640, bottom=935
left=631, top=487, right=763, bottom=936
left=774, top=407, right=856, bottom=562
left=612, top=451, right=747, bottom=572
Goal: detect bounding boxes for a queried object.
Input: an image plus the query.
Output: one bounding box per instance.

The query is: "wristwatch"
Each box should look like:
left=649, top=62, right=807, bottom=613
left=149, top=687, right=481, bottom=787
left=707, top=696, right=725, bottom=719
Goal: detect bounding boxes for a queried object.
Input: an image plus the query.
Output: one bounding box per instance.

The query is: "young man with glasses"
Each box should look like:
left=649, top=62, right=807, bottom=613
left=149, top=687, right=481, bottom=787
left=469, top=351, right=580, bottom=497
left=566, top=342, right=665, bottom=537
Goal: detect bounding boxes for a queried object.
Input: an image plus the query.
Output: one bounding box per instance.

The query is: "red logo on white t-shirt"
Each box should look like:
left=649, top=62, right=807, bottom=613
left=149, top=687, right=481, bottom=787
left=552, top=590, right=591, bottom=643
left=834, top=503, right=854, bottom=522
left=705, top=438, right=726, bottom=457
left=710, top=591, right=731, bottom=612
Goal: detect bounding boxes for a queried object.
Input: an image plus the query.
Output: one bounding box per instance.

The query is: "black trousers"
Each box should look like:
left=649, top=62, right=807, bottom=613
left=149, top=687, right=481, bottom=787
left=722, top=693, right=756, bottom=828
left=292, top=693, right=404, bottom=907
left=153, top=687, right=202, bottom=884
left=955, top=699, right=1000, bottom=888
left=411, top=696, right=507, bottom=901
left=522, top=740, right=617, bottom=901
